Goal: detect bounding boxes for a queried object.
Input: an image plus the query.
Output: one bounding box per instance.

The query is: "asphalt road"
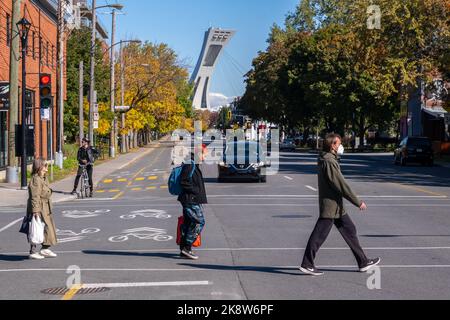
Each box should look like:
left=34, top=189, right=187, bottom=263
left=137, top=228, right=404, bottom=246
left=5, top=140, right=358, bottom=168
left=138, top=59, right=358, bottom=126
left=1, top=141, right=450, bottom=300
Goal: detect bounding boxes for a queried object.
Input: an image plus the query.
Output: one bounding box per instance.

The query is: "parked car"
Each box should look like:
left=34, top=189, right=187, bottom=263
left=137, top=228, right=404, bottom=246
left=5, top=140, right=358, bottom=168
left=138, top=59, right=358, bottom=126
left=218, top=141, right=270, bottom=183
left=280, top=139, right=296, bottom=151
left=394, top=137, right=434, bottom=166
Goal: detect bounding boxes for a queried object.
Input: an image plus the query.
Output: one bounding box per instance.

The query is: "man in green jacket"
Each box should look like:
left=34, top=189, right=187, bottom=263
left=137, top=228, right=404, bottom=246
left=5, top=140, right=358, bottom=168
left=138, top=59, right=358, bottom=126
left=299, top=133, right=381, bottom=276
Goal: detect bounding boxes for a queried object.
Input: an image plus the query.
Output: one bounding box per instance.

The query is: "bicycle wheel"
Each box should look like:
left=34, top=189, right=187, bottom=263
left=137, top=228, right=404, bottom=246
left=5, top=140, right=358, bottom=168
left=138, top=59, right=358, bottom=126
left=79, top=178, right=85, bottom=199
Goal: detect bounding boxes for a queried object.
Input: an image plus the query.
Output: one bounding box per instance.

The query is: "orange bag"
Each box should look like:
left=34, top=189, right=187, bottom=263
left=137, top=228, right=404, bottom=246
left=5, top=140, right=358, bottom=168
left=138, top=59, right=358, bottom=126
left=176, top=216, right=201, bottom=247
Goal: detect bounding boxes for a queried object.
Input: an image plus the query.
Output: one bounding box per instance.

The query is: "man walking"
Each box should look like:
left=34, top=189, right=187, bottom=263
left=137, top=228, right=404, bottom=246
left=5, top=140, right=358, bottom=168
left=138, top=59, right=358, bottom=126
left=177, top=145, right=208, bottom=260
left=71, top=138, right=96, bottom=197
left=299, top=133, right=381, bottom=276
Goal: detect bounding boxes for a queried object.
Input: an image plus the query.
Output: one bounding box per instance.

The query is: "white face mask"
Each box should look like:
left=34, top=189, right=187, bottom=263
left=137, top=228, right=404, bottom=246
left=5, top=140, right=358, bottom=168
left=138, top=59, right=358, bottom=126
left=337, top=145, right=345, bottom=156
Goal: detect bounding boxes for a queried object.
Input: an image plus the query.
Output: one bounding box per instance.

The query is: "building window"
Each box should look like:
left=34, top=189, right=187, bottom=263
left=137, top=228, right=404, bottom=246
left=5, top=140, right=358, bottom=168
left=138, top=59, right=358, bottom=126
left=32, top=32, right=36, bottom=59
left=6, top=14, right=11, bottom=46
left=51, top=45, right=55, bottom=68
left=46, top=41, right=49, bottom=66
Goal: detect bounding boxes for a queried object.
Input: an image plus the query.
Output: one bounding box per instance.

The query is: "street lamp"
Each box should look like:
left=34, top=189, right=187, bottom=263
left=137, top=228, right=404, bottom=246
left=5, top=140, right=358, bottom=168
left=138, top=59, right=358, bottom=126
left=17, top=17, right=31, bottom=189
left=88, top=1, right=124, bottom=146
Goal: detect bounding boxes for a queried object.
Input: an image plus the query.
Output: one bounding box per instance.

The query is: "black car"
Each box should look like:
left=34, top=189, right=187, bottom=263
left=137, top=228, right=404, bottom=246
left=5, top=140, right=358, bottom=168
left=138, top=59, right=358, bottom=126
left=394, top=137, right=434, bottom=166
left=218, top=141, right=270, bottom=183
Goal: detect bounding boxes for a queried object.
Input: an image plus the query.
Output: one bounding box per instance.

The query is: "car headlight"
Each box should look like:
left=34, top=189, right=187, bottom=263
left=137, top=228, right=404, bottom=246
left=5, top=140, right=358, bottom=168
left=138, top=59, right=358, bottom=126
left=219, top=162, right=228, bottom=167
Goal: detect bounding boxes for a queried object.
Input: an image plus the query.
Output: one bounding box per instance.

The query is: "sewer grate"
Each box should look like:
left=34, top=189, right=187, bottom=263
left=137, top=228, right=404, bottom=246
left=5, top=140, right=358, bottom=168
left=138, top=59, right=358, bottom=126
left=41, top=287, right=110, bottom=295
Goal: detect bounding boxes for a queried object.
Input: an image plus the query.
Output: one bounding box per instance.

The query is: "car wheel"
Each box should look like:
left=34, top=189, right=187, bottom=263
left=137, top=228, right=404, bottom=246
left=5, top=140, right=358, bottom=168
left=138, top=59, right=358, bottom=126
left=260, top=176, right=267, bottom=183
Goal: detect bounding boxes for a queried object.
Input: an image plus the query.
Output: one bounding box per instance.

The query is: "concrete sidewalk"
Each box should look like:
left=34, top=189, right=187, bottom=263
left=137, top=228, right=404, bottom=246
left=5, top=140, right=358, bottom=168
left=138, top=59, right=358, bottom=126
left=0, top=136, right=170, bottom=208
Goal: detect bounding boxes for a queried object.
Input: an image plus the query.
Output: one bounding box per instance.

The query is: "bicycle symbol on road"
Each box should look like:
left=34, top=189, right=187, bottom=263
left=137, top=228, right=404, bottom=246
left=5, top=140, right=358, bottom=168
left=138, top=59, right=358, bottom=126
left=120, top=209, right=171, bottom=220
left=108, top=227, right=173, bottom=243
left=56, top=228, right=101, bottom=243
left=62, top=209, right=110, bottom=219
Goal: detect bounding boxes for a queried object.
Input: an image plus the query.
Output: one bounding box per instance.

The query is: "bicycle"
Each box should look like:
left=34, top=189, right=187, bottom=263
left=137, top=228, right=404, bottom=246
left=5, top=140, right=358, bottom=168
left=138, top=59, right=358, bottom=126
left=78, top=164, right=91, bottom=199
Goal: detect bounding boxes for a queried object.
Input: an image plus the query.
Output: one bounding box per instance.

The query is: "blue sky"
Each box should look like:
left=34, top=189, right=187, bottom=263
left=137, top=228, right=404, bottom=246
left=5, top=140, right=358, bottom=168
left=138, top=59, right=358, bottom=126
left=96, top=0, right=299, bottom=106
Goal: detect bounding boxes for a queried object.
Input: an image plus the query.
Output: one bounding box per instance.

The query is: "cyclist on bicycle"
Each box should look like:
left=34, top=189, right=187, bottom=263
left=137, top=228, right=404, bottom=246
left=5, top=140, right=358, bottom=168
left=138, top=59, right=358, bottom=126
left=71, top=138, right=97, bottom=197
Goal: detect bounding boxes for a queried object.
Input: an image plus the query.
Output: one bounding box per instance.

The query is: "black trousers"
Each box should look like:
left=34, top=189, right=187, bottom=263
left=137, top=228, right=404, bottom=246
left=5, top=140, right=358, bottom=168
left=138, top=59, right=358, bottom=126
left=73, top=165, right=93, bottom=192
left=301, top=214, right=368, bottom=269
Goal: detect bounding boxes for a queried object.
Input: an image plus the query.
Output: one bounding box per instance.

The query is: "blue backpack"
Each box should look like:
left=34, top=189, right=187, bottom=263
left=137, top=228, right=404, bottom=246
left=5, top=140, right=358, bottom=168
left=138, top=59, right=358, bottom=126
left=168, top=161, right=196, bottom=196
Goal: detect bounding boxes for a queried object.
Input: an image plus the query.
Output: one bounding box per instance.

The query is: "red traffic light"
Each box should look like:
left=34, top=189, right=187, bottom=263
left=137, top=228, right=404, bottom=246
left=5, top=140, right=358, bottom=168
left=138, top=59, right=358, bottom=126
left=40, top=75, right=51, bottom=85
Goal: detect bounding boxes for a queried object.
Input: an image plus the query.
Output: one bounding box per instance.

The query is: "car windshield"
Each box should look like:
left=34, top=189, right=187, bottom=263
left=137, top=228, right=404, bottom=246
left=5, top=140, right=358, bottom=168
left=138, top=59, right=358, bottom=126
left=408, top=138, right=431, bottom=147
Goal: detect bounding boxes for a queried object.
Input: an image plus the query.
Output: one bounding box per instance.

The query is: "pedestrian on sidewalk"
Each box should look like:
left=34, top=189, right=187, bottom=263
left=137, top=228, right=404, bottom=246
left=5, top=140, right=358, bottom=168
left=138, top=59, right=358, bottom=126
left=27, top=159, right=58, bottom=260
left=71, top=138, right=97, bottom=197
left=178, top=144, right=208, bottom=260
left=299, top=133, right=381, bottom=276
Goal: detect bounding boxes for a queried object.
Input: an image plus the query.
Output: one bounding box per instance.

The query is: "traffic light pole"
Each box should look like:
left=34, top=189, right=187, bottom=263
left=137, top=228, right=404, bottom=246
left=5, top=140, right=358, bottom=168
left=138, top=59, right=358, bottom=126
left=89, top=0, right=97, bottom=145
left=55, top=0, right=64, bottom=169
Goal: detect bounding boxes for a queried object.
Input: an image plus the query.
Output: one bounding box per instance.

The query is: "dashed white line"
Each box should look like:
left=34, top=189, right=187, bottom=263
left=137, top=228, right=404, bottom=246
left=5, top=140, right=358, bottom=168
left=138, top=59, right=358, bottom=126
left=0, top=218, right=23, bottom=233
left=284, top=176, right=293, bottom=181
left=305, top=185, right=318, bottom=192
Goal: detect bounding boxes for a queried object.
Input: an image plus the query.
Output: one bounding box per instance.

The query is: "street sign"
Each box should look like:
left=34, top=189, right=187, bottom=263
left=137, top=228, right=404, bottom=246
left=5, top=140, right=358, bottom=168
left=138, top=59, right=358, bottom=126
left=93, top=121, right=99, bottom=129
left=93, top=104, right=99, bottom=113
left=93, top=112, right=100, bottom=121
left=114, top=105, right=130, bottom=112
left=40, top=108, right=50, bottom=121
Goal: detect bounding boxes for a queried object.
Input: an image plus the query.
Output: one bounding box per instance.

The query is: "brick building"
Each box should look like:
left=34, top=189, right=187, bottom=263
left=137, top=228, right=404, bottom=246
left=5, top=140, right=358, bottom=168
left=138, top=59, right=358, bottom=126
left=0, top=0, right=61, bottom=171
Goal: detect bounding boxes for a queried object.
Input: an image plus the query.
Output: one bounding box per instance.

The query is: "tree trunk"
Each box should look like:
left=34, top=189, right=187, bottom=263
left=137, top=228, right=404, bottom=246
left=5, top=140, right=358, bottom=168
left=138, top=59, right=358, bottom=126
left=359, top=114, right=366, bottom=150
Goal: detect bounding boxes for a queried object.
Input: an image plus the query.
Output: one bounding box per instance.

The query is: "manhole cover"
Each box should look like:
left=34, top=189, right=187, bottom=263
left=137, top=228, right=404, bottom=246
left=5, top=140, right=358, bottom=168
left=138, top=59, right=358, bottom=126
left=41, top=287, right=110, bottom=295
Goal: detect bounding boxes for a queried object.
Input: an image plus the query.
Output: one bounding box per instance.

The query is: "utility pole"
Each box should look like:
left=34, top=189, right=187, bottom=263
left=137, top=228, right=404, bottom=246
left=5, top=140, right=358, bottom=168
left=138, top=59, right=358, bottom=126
left=56, top=0, right=65, bottom=168
left=79, top=61, right=84, bottom=143
left=89, top=0, right=97, bottom=144
left=6, top=0, right=21, bottom=184
left=109, top=9, right=116, bottom=158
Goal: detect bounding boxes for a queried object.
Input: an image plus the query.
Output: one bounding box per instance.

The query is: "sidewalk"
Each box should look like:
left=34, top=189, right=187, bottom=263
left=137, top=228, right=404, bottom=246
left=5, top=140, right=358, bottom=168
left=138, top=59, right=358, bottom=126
left=0, top=136, right=170, bottom=208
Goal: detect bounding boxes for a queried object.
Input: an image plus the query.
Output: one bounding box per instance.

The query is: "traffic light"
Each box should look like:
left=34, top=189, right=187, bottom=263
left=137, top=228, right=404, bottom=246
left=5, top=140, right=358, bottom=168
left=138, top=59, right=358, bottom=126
left=39, top=73, right=52, bottom=109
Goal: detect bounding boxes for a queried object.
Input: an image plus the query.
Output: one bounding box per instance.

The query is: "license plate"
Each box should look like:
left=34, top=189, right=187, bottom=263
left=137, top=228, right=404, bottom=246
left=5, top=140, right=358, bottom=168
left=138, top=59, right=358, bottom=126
left=416, top=149, right=422, bottom=152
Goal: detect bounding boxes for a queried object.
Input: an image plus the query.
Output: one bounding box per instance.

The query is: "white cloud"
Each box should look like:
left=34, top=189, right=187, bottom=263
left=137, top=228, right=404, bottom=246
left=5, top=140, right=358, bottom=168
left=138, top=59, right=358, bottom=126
left=208, top=93, right=236, bottom=111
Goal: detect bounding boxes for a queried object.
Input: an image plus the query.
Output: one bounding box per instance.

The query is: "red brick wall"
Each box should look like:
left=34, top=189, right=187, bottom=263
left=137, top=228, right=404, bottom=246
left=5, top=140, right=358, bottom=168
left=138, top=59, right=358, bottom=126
left=0, top=0, right=64, bottom=160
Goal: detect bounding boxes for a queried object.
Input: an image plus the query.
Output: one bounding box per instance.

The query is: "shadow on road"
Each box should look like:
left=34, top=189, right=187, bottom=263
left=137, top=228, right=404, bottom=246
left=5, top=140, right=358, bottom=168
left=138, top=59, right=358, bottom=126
left=178, top=263, right=306, bottom=276
left=361, top=234, right=450, bottom=238
left=0, top=254, right=29, bottom=262
left=82, top=250, right=182, bottom=260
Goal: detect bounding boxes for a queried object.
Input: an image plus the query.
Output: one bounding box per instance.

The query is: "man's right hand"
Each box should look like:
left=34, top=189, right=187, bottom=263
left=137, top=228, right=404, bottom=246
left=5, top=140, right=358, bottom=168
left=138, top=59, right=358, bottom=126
left=82, top=160, right=87, bottom=164
left=359, top=202, right=368, bottom=211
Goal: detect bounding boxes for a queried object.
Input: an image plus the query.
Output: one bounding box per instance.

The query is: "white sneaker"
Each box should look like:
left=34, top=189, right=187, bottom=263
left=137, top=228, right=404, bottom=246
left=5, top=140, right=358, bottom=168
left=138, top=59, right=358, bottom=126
left=40, top=249, right=58, bottom=258
left=29, top=253, right=45, bottom=260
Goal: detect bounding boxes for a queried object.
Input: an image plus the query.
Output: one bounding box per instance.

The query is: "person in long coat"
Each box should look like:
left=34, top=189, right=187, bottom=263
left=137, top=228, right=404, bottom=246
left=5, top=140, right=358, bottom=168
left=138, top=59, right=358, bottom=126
left=27, top=158, right=58, bottom=260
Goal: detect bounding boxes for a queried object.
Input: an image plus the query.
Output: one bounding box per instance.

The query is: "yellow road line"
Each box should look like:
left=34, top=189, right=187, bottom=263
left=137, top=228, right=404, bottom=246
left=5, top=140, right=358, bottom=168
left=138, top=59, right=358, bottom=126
left=103, top=179, right=113, bottom=183
left=109, top=189, right=120, bottom=193
left=132, top=187, right=143, bottom=191
left=148, top=176, right=158, bottom=180
left=62, top=284, right=83, bottom=301
left=113, top=191, right=124, bottom=200
left=117, top=178, right=127, bottom=182
left=135, top=177, right=145, bottom=181
left=95, top=190, right=106, bottom=193
left=391, top=183, right=447, bottom=197
left=160, top=186, right=168, bottom=189
left=146, top=186, right=157, bottom=190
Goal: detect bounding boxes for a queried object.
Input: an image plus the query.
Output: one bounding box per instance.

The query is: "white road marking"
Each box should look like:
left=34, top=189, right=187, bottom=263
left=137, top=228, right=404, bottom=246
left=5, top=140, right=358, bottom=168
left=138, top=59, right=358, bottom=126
left=4, top=246, right=450, bottom=256
left=305, top=185, right=318, bottom=192
left=2, top=265, right=450, bottom=273
left=284, top=176, right=293, bottom=181
left=83, top=281, right=211, bottom=288
left=207, top=195, right=447, bottom=199
left=0, top=218, right=23, bottom=233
